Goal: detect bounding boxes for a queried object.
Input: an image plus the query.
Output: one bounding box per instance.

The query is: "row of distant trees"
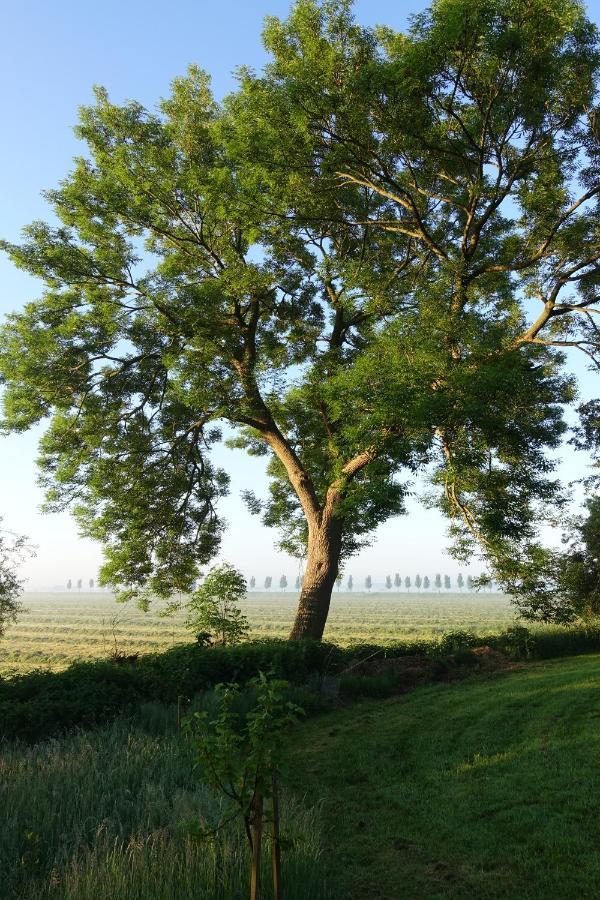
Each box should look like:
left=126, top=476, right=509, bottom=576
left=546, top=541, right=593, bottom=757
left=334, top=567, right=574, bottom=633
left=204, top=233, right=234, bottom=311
left=248, top=573, right=494, bottom=592
left=68, top=573, right=494, bottom=593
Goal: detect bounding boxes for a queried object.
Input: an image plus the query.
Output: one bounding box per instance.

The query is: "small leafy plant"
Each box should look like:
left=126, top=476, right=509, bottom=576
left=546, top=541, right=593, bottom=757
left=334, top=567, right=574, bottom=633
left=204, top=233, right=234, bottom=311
left=0, top=520, right=34, bottom=638
left=184, top=673, right=303, bottom=899
left=186, top=563, right=250, bottom=646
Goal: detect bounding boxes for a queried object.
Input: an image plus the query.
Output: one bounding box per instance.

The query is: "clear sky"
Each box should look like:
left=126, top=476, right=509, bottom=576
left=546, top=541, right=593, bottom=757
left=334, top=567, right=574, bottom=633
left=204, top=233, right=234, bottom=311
left=1, top=0, right=599, bottom=590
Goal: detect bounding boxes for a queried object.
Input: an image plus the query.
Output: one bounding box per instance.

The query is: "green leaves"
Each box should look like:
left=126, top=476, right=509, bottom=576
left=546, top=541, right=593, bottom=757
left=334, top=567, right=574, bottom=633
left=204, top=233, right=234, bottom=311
left=184, top=673, right=303, bottom=834
left=1, top=0, right=599, bottom=624
left=0, top=522, right=34, bottom=637
left=185, top=564, right=249, bottom=645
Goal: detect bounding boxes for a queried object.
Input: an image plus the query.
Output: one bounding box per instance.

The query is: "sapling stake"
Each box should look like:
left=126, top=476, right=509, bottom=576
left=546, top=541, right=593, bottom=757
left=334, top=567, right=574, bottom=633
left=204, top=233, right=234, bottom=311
left=183, top=674, right=303, bottom=900
left=250, top=787, right=264, bottom=900
left=271, top=769, right=282, bottom=900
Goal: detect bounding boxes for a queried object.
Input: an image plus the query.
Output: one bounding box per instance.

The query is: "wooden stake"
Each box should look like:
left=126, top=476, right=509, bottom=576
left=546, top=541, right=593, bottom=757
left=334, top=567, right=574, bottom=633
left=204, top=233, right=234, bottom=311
left=271, top=770, right=282, bottom=900
left=250, top=790, right=263, bottom=900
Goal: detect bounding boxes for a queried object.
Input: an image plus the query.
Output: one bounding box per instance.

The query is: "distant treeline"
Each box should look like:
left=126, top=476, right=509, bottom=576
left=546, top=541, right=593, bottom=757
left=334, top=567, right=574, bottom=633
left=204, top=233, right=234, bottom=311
left=247, top=573, right=496, bottom=592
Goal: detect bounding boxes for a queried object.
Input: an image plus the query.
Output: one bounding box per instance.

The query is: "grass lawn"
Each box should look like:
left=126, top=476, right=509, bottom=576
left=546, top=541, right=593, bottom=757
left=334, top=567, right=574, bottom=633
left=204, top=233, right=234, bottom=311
left=287, top=654, right=600, bottom=899
left=3, top=654, right=600, bottom=898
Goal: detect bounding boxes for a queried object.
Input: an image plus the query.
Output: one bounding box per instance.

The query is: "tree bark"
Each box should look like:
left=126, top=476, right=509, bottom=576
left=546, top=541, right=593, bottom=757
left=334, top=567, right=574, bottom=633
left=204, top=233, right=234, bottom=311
left=289, top=513, right=342, bottom=641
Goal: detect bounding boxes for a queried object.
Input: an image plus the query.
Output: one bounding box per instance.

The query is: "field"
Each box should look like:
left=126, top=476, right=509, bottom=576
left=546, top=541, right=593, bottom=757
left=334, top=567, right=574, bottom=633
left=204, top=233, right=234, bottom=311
left=0, top=591, right=518, bottom=674
left=3, top=654, right=600, bottom=898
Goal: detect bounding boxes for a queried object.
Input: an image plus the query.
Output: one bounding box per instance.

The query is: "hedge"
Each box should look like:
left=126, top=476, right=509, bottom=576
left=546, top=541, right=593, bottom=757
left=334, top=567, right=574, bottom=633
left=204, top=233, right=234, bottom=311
left=4, top=625, right=600, bottom=742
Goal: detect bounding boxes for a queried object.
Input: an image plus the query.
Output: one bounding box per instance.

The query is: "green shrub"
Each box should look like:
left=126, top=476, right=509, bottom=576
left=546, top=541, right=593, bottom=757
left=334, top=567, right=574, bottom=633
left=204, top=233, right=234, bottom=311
left=437, top=630, right=481, bottom=656
left=0, top=640, right=341, bottom=742
left=340, top=673, right=400, bottom=699
left=6, top=624, right=600, bottom=743
left=185, top=564, right=249, bottom=645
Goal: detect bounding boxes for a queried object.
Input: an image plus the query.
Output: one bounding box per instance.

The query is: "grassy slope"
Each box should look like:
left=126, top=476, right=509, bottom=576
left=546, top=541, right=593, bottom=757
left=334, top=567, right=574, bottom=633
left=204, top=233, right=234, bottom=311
left=287, top=655, right=600, bottom=900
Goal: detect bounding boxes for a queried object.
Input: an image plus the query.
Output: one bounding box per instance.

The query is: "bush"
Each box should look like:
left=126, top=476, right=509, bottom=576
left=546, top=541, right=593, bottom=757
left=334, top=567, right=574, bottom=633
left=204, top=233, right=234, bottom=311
left=6, top=624, right=600, bottom=743
left=185, top=564, right=249, bottom=645
left=0, top=640, right=341, bottom=742
left=340, top=673, right=401, bottom=699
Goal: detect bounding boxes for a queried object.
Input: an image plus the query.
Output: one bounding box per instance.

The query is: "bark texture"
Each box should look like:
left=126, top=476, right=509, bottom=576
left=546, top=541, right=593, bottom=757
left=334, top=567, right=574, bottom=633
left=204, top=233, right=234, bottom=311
left=289, top=513, right=342, bottom=640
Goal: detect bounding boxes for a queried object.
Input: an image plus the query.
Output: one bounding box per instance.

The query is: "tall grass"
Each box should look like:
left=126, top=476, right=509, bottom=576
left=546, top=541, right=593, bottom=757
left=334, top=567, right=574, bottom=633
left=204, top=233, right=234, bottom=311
left=0, top=709, right=329, bottom=899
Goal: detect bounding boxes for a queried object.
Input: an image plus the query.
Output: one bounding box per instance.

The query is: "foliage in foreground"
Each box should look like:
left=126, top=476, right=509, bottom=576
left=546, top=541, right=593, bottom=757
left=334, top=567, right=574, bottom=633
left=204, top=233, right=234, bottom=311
left=0, top=712, right=328, bottom=900
left=185, top=674, right=303, bottom=899
left=0, top=639, right=331, bottom=742
left=4, top=654, right=600, bottom=899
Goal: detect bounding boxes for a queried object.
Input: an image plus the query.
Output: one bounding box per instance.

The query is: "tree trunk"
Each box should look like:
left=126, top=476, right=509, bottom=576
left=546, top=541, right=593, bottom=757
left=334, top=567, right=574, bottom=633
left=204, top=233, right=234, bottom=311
left=289, top=515, right=342, bottom=640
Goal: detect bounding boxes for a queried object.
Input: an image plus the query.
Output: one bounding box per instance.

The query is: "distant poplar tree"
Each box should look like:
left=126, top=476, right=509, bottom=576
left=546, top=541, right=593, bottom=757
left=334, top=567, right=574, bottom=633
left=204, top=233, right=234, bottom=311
left=444, top=575, right=451, bottom=590
left=77, top=579, right=82, bottom=592
left=404, top=576, right=411, bottom=592
left=415, top=574, right=422, bottom=592
left=365, top=575, right=372, bottom=592
left=347, top=574, right=353, bottom=591
left=423, top=575, right=430, bottom=590
left=67, top=579, right=72, bottom=590
left=89, top=578, right=94, bottom=591
left=457, top=573, right=464, bottom=591
left=467, top=575, right=474, bottom=591
left=295, top=575, right=300, bottom=591
left=280, top=575, right=288, bottom=591
left=336, top=574, right=343, bottom=591
left=394, top=573, right=401, bottom=591
left=250, top=576, right=256, bottom=590
left=435, top=574, right=442, bottom=593
left=385, top=575, right=392, bottom=590
left=264, top=576, right=272, bottom=591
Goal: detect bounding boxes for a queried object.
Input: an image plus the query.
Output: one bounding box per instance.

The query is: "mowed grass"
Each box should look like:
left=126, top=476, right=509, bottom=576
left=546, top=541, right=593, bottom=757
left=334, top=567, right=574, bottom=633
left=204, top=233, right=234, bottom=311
left=1, top=591, right=516, bottom=674
left=287, top=654, right=600, bottom=899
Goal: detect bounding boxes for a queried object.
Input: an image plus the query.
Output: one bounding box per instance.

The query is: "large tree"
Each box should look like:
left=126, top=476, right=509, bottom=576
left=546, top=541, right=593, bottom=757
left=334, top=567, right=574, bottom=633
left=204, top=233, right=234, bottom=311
left=1, top=0, right=599, bottom=639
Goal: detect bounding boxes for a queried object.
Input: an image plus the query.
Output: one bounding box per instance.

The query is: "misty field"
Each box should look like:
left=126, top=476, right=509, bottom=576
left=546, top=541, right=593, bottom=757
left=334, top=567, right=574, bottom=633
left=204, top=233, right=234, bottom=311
left=0, top=591, right=517, bottom=674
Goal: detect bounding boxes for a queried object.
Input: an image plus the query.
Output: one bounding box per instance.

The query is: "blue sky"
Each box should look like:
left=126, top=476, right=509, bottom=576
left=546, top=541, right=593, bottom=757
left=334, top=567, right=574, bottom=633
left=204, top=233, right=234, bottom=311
left=1, top=0, right=599, bottom=589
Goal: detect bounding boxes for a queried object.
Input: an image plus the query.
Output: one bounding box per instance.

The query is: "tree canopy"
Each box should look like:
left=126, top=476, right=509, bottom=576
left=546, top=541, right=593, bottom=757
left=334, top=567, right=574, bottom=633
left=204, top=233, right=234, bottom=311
left=1, top=0, right=599, bottom=636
